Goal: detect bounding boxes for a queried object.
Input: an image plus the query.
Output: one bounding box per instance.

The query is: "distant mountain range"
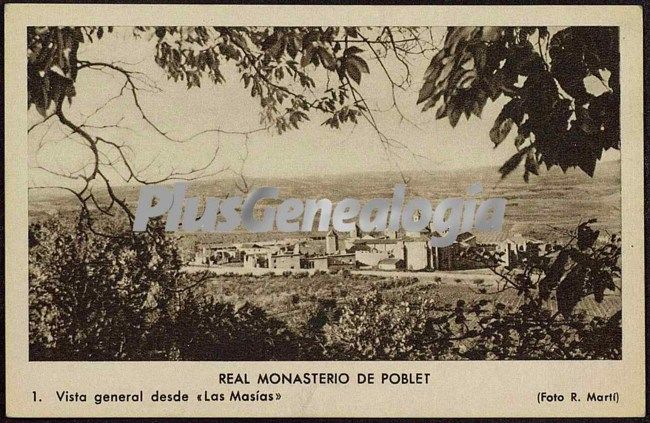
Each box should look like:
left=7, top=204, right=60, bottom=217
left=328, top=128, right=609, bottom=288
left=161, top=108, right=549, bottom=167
left=29, top=160, right=620, bottom=241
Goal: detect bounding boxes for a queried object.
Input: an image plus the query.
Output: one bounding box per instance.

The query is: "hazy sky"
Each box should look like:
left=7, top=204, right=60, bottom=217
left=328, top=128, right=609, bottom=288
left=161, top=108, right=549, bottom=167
left=28, top=27, right=619, bottom=189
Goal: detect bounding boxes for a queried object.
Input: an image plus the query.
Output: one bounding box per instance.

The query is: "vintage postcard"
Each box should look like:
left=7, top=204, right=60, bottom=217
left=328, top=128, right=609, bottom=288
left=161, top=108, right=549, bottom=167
left=5, top=3, right=645, bottom=418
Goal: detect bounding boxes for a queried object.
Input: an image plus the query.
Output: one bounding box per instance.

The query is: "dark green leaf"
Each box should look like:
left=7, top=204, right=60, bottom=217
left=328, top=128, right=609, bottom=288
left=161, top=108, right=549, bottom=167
left=345, top=59, right=362, bottom=84
left=318, top=48, right=336, bottom=70
left=490, top=117, right=513, bottom=147
left=498, top=146, right=531, bottom=179
left=449, top=106, right=462, bottom=128
left=300, top=47, right=313, bottom=68
left=343, top=46, right=364, bottom=56
left=347, top=55, right=369, bottom=74
left=525, top=149, right=539, bottom=175
left=557, top=267, right=586, bottom=317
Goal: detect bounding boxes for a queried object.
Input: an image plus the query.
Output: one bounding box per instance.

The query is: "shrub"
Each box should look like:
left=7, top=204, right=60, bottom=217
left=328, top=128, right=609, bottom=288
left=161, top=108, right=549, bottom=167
left=171, top=293, right=301, bottom=360
left=28, top=219, right=307, bottom=361
left=320, top=292, right=456, bottom=360
left=29, top=219, right=182, bottom=360
left=461, top=299, right=622, bottom=360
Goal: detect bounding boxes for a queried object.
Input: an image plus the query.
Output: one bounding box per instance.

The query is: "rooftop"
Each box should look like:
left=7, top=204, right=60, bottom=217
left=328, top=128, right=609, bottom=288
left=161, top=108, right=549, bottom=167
left=378, top=258, right=403, bottom=265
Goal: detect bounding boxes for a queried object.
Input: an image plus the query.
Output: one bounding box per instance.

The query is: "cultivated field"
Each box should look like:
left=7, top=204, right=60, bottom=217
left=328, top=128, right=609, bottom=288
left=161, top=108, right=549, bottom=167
left=29, top=160, right=621, bottom=243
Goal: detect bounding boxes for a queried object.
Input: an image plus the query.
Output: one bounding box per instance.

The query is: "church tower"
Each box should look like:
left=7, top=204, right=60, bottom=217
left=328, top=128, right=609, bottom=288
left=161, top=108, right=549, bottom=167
left=326, top=229, right=339, bottom=254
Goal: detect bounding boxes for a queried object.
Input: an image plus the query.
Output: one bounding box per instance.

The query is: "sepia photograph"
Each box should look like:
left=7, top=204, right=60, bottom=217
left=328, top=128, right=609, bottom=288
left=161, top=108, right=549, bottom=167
left=6, top=3, right=647, bottom=418
left=26, top=24, right=623, bottom=362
